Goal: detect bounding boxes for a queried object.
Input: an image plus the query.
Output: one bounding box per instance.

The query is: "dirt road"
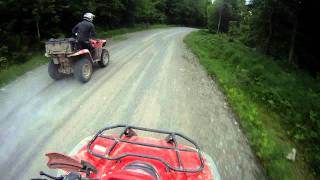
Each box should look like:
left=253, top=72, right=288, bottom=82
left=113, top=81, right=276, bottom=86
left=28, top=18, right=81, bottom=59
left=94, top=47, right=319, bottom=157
left=0, top=27, right=264, bottom=179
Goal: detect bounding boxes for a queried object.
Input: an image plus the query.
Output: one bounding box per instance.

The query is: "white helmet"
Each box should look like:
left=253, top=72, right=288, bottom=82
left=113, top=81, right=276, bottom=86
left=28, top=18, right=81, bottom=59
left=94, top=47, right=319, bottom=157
left=83, top=12, right=95, bottom=22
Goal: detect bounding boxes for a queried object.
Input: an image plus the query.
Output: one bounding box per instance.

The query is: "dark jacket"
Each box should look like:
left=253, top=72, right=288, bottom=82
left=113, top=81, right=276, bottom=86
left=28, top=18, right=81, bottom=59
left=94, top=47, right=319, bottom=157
left=72, top=20, right=96, bottom=42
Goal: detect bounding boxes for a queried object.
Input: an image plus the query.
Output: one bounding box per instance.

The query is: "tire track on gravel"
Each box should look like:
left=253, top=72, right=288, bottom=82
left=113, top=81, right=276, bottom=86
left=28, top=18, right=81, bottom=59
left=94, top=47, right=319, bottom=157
left=0, top=28, right=264, bottom=180
left=0, top=29, right=176, bottom=178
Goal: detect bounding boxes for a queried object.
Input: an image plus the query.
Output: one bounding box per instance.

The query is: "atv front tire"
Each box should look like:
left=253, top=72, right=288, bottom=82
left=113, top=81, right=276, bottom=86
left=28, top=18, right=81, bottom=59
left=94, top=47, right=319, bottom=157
left=74, top=58, right=93, bottom=83
left=98, top=49, right=110, bottom=68
left=48, top=60, right=63, bottom=80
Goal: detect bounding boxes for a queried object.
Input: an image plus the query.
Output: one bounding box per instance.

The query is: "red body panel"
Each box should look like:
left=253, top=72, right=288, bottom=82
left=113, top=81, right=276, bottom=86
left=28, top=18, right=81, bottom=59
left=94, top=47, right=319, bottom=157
left=64, top=135, right=214, bottom=180
left=67, top=39, right=106, bottom=59
left=90, top=39, right=106, bottom=48
left=67, top=49, right=90, bottom=57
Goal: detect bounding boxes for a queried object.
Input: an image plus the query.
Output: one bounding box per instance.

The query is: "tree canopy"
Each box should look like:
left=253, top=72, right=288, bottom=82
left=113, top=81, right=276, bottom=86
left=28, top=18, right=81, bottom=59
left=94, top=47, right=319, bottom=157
left=0, top=0, right=209, bottom=64
left=207, top=0, right=320, bottom=176
left=207, top=0, right=318, bottom=75
left=0, top=0, right=319, bottom=177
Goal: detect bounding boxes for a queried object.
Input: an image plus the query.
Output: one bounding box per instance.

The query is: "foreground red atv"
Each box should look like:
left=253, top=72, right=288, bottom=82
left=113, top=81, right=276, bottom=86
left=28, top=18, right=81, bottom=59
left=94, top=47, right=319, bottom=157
left=33, top=125, right=221, bottom=180
left=45, top=38, right=110, bottom=83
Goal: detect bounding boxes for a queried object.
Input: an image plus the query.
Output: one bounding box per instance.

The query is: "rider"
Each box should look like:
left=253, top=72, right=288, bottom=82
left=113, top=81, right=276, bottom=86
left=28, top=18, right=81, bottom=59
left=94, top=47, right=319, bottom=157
left=72, top=12, right=96, bottom=55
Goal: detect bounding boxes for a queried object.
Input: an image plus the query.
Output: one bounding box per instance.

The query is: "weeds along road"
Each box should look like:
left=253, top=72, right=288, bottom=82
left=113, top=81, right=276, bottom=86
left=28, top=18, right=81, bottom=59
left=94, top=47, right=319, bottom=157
left=0, top=27, right=264, bottom=179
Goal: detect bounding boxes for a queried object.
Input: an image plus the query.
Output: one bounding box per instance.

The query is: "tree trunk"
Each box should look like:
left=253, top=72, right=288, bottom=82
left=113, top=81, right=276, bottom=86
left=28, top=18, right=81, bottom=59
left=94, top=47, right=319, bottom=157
left=265, top=8, right=273, bottom=54
left=288, top=21, right=297, bottom=64
left=217, top=7, right=223, bottom=33
left=36, top=19, right=41, bottom=41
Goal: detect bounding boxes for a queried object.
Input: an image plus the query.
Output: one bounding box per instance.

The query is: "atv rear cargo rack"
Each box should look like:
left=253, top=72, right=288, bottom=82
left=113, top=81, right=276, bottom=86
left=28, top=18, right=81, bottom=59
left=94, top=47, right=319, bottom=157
left=87, top=124, right=204, bottom=173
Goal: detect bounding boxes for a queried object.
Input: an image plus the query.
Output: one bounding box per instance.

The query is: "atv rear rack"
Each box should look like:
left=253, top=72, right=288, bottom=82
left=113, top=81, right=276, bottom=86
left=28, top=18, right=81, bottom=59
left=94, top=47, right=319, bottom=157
left=87, top=124, right=204, bottom=173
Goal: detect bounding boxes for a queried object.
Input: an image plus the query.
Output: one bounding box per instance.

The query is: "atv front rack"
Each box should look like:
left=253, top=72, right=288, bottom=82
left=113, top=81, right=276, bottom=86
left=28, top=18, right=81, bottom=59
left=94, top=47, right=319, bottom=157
left=87, top=124, right=204, bottom=173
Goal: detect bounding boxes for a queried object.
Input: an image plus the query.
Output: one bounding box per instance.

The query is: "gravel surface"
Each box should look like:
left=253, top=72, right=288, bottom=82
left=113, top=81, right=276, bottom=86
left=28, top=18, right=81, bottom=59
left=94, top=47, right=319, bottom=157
left=0, top=27, right=264, bottom=179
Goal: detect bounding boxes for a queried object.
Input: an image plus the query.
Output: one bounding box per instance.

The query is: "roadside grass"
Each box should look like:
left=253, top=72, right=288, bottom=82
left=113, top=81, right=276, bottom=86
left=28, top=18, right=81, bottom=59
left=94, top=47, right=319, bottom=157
left=184, top=30, right=319, bottom=179
left=0, top=24, right=173, bottom=88
left=0, top=54, right=47, bottom=87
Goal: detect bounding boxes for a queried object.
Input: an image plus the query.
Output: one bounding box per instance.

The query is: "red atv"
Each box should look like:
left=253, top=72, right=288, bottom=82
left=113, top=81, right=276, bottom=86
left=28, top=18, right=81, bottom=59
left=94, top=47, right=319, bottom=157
left=45, top=38, right=110, bottom=83
left=33, top=125, right=221, bottom=180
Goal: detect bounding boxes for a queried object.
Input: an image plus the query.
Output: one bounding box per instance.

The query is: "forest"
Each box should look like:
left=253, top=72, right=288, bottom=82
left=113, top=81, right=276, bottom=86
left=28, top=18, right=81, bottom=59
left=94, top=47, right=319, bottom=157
left=0, top=0, right=318, bottom=74
left=197, top=0, right=319, bottom=178
left=0, top=0, right=208, bottom=65
left=0, top=0, right=319, bottom=178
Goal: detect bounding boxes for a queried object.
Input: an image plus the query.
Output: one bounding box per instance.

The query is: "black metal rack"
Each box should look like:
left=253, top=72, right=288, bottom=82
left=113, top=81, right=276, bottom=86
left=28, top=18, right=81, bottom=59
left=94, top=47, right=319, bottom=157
left=87, top=124, right=204, bottom=173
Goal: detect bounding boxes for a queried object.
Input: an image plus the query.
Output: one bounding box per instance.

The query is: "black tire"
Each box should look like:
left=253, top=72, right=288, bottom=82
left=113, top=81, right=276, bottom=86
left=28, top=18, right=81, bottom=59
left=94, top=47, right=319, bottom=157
left=74, top=58, right=93, bottom=83
left=98, top=49, right=110, bottom=68
left=48, top=60, right=63, bottom=80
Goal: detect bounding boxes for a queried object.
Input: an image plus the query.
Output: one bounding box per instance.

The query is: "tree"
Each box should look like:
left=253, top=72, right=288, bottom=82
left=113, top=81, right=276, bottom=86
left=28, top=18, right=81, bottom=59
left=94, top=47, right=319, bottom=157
left=164, top=0, right=208, bottom=26
left=207, top=0, right=239, bottom=33
left=95, top=0, right=125, bottom=28
left=0, top=0, right=210, bottom=65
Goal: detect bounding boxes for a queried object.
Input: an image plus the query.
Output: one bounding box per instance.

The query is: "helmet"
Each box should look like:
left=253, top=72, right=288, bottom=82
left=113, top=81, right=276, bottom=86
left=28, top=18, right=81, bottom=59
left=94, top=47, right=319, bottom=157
left=83, top=12, right=95, bottom=22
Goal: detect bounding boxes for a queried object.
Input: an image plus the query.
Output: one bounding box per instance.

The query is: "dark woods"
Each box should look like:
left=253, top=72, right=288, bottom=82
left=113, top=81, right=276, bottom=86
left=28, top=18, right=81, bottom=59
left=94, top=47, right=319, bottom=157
left=207, top=0, right=320, bottom=176
left=207, top=0, right=319, bottom=76
left=0, top=0, right=207, bottom=65
left=0, top=0, right=319, bottom=177
left=0, top=0, right=318, bottom=74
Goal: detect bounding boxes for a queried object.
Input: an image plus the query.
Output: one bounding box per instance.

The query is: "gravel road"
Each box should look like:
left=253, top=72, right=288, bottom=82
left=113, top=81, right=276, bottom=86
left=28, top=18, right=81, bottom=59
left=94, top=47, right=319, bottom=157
left=0, top=27, right=264, bottom=179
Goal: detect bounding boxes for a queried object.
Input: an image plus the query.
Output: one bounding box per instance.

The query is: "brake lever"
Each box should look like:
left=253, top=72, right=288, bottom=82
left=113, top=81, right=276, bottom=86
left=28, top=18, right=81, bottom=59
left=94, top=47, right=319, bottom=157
left=40, top=171, right=64, bottom=180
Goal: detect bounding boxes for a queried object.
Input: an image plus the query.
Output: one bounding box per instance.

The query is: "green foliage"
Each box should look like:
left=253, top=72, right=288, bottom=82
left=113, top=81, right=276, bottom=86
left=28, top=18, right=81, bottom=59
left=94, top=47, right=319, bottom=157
left=228, top=21, right=240, bottom=37
left=207, top=3, right=219, bottom=32
left=0, top=54, right=47, bottom=87
left=237, top=0, right=319, bottom=73
left=207, top=0, right=240, bottom=33
left=0, top=0, right=209, bottom=69
left=185, top=31, right=318, bottom=178
left=165, top=0, right=208, bottom=26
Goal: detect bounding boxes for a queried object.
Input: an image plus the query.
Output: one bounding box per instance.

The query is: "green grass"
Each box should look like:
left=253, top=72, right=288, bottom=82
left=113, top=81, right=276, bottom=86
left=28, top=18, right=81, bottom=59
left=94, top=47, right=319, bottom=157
left=0, top=24, right=174, bottom=87
left=184, top=30, right=319, bottom=179
left=0, top=54, right=47, bottom=87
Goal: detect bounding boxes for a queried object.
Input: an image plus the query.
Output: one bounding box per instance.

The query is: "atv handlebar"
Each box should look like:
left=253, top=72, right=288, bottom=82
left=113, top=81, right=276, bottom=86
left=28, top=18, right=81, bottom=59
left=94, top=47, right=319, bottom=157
left=33, top=171, right=97, bottom=180
left=40, top=171, right=63, bottom=180
left=31, top=171, right=63, bottom=180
